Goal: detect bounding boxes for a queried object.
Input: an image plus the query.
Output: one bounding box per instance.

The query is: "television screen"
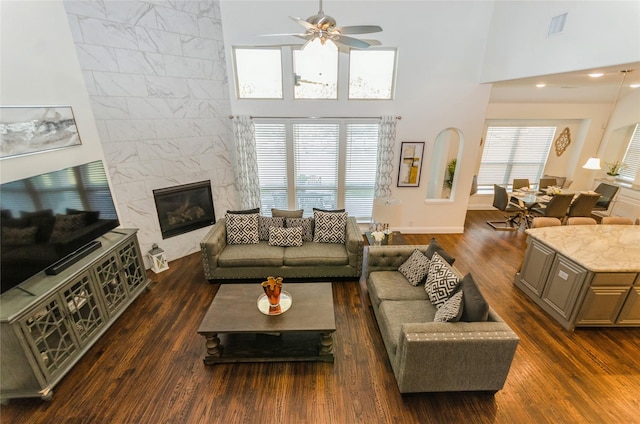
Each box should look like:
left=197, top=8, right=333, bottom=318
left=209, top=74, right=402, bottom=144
left=1, top=160, right=119, bottom=294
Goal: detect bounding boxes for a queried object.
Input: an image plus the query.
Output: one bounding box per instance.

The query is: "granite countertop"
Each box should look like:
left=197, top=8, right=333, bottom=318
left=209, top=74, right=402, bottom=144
left=525, top=225, right=640, bottom=272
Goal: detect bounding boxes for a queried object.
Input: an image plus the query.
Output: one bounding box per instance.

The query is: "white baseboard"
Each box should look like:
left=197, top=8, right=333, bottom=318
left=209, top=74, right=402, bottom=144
left=396, top=226, right=464, bottom=234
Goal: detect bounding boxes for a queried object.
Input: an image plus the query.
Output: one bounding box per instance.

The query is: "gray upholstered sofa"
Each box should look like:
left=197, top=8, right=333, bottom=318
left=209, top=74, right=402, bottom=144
left=366, top=244, right=519, bottom=393
left=200, top=216, right=363, bottom=281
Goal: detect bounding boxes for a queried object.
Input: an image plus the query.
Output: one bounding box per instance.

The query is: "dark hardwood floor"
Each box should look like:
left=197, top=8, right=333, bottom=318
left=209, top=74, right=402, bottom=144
left=2, top=211, right=639, bottom=423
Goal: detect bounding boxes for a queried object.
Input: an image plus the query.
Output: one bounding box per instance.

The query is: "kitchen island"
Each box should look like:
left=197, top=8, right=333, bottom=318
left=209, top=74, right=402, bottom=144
left=514, top=225, right=640, bottom=330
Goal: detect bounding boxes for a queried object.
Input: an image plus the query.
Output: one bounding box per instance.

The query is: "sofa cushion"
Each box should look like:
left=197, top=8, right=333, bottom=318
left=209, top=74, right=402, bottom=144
left=457, top=273, right=489, bottom=322
left=259, top=216, right=285, bottom=241
left=313, top=207, right=346, bottom=213
left=398, top=249, right=431, bottom=286
left=313, top=210, right=347, bottom=243
left=285, top=217, right=314, bottom=242
left=378, top=300, right=436, bottom=355
left=269, top=226, right=303, bottom=247
left=283, top=242, right=348, bottom=266
left=225, top=213, right=259, bottom=245
left=218, top=241, right=284, bottom=267
left=272, top=208, right=303, bottom=218
left=367, top=271, right=429, bottom=308
left=2, top=226, right=38, bottom=246
left=434, top=291, right=464, bottom=322
left=425, top=252, right=460, bottom=308
left=425, top=237, right=455, bottom=265
left=227, top=207, right=260, bottom=214
left=49, top=213, right=87, bottom=243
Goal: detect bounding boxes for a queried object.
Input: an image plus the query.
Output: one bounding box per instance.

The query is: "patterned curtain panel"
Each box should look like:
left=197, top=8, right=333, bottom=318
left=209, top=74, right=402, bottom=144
left=375, top=116, right=397, bottom=198
left=232, top=116, right=261, bottom=209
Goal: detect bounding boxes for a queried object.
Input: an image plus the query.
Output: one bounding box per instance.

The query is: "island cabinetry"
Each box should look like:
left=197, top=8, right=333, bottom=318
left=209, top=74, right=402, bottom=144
left=0, top=229, right=150, bottom=402
left=518, top=241, right=556, bottom=296
left=540, top=255, right=588, bottom=322
left=577, top=274, right=640, bottom=326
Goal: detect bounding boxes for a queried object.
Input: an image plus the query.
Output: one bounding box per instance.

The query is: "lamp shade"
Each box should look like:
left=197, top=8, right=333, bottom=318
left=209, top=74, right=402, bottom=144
left=372, top=197, right=403, bottom=227
left=582, top=157, right=602, bottom=170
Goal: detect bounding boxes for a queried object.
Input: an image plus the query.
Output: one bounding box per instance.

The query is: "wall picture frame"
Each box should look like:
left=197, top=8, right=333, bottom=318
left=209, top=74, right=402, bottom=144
left=397, top=142, right=425, bottom=187
left=0, top=106, right=82, bottom=159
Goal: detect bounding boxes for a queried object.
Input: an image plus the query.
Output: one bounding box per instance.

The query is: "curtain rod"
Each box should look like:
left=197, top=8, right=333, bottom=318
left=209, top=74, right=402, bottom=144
left=229, top=115, right=401, bottom=120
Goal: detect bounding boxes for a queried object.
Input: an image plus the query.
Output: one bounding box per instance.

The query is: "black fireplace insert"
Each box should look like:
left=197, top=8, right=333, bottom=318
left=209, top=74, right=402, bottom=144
left=153, top=181, right=216, bottom=239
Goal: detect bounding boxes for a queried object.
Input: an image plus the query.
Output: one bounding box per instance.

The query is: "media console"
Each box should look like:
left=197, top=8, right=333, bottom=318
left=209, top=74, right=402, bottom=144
left=0, top=229, right=150, bottom=402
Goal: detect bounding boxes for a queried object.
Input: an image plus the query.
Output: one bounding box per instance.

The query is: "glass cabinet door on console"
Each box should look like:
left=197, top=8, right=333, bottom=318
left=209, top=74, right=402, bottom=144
left=94, top=253, right=129, bottom=317
left=118, top=238, right=147, bottom=295
left=61, top=272, right=106, bottom=345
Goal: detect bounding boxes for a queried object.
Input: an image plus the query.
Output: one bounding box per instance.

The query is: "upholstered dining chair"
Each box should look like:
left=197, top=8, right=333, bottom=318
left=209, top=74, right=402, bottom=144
left=529, top=193, right=574, bottom=222
left=566, top=217, right=597, bottom=225
left=565, top=193, right=601, bottom=221
left=592, top=183, right=620, bottom=214
left=531, top=217, right=562, bottom=228
left=512, top=179, right=530, bottom=190
left=542, top=174, right=568, bottom=189
left=538, top=178, right=557, bottom=191
left=601, top=216, right=634, bottom=225
left=487, top=184, right=525, bottom=231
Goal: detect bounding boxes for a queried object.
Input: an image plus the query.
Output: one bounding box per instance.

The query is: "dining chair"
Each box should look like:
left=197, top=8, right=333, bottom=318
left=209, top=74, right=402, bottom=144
left=542, top=174, right=568, bottom=189
left=591, top=183, right=620, bottom=214
left=565, top=193, right=601, bottom=221
left=529, top=193, right=574, bottom=220
left=531, top=217, right=562, bottom=228
left=566, top=217, right=597, bottom=225
left=538, top=178, right=557, bottom=191
left=601, top=216, right=634, bottom=225
left=487, top=184, right=525, bottom=231
left=512, top=179, right=530, bottom=190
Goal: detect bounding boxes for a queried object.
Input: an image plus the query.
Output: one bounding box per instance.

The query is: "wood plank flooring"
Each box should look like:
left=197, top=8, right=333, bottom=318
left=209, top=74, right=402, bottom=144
left=2, top=210, right=639, bottom=423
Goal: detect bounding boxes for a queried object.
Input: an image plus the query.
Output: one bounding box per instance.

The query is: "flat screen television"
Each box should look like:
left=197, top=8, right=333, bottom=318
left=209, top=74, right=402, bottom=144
left=1, top=160, right=119, bottom=294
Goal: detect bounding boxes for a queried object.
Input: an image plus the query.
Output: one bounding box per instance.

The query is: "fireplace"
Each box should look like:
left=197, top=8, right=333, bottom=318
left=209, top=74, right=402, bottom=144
left=153, top=181, right=216, bottom=239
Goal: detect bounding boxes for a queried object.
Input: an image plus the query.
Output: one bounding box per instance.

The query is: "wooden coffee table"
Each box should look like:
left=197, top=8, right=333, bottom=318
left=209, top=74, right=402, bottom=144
left=197, top=282, right=336, bottom=364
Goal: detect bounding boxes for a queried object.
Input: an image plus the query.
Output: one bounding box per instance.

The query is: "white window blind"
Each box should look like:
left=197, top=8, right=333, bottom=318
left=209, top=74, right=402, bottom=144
left=620, top=123, right=640, bottom=181
left=254, top=120, right=379, bottom=220
left=255, top=123, right=288, bottom=211
left=293, top=123, right=339, bottom=214
left=478, top=126, right=556, bottom=190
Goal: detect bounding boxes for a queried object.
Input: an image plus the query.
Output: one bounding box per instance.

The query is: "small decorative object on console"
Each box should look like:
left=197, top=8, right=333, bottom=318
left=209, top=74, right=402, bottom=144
left=370, top=231, right=385, bottom=245
left=148, top=243, right=169, bottom=273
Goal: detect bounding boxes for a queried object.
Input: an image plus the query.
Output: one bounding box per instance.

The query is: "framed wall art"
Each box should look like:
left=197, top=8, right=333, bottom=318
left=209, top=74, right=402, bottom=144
left=397, top=141, right=424, bottom=187
left=0, top=106, right=82, bottom=159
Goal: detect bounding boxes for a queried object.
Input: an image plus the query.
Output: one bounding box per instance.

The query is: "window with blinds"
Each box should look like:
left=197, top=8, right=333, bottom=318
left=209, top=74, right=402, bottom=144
left=254, top=120, right=379, bottom=220
left=619, top=123, right=640, bottom=181
left=477, top=126, right=556, bottom=190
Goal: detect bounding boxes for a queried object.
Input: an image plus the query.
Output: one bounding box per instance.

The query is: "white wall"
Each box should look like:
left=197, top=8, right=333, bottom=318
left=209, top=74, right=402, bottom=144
left=482, top=1, right=640, bottom=82
left=0, top=1, right=106, bottom=182
left=220, top=0, right=495, bottom=233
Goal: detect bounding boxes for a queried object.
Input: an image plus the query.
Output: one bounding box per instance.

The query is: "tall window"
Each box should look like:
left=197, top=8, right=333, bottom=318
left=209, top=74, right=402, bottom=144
left=349, top=49, right=396, bottom=99
left=620, top=123, right=640, bottom=181
left=233, top=48, right=282, bottom=99
left=477, top=126, right=556, bottom=190
left=254, top=120, right=379, bottom=220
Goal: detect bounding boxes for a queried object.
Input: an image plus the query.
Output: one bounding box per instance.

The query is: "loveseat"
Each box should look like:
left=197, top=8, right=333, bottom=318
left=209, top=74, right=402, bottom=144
left=200, top=211, right=363, bottom=281
left=366, top=243, right=519, bottom=393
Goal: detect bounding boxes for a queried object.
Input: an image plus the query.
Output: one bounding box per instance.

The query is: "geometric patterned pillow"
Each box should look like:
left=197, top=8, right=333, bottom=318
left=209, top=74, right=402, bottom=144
left=259, top=216, right=285, bottom=240
left=425, top=252, right=460, bottom=308
left=225, top=213, right=259, bottom=245
left=434, top=291, right=464, bottom=322
left=398, top=249, right=431, bottom=286
left=268, top=226, right=303, bottom=247
left=285, top=217, right=314, bottom=242
left=313, top=210, right=347, bottom=243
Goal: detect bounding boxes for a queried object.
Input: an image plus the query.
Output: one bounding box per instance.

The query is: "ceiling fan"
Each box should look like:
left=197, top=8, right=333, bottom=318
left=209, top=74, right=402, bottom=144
left=260, top=0, right=383, bottom=49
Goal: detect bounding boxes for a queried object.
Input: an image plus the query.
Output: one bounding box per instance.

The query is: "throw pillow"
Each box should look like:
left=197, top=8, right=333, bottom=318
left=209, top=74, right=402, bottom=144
left=425, top=237, right=455, bottom=265
left=271, top=208, right=303, bottom=218
left=49, top=214, right=87, bottom=243
left=1, top=226, right=38, bottom=246
left=285, top=217, right=314, bottom=242
left=227, top=207, right=260, bottom=215
left=313, top=210, right=347, bottom=243
left=425, top=252, right=460, bottom=308
left=398, top=249, right=431, bottom=286
left=457, top=273, right=490, bottom=322
left=67, top=208, right=101, bottom=224
left=268, top=226, right=303, bottom=247
left=434, top=291, right=464, bottom=322
left=258, top=216, right=284, bottom=241
left=313, top=207, right=346, bottom=213
left=225, top=213, right=259, bottom=244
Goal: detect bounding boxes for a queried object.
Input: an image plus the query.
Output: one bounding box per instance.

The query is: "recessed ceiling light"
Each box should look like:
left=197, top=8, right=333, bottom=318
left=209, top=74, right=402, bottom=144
left=536, top=83, right=546, bottom=88
left=588, top=73, right=604, bottom=78
left=630, top=83, right=640, bottom=88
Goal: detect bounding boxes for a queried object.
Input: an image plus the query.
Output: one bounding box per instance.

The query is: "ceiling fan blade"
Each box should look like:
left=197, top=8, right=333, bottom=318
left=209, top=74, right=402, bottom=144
left=359, top=39, right=382, bottom=46
left=331, top=34, right=371, bottom=49
left=334, top=25, right=383, bottom=35
left=258, top=33, right=309, bottom=38
left=290, top=16, right=315, bottom=31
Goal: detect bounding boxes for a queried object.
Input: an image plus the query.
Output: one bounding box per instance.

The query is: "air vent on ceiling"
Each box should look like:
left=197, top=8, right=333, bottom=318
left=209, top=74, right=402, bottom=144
left=548, top=12, right=568, bottom=36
